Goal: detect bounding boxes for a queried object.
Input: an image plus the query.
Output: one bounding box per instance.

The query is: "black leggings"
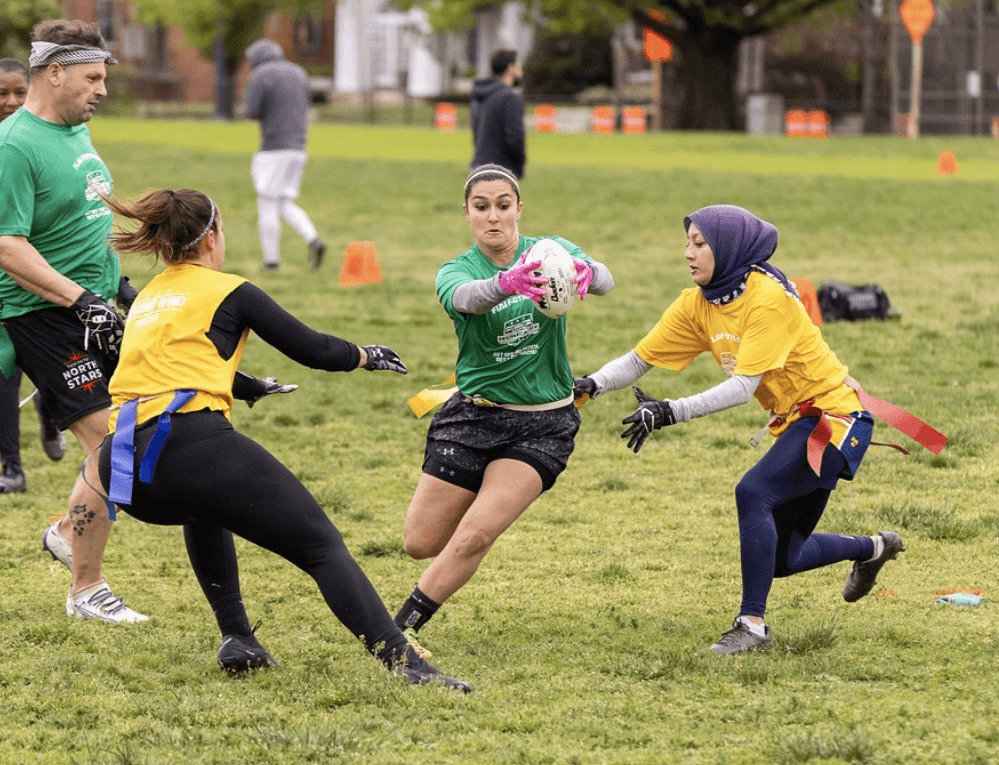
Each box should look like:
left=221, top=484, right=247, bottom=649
left=0, top=368, right=21, bottom=470
left=98, top=410, right=403, bottom=654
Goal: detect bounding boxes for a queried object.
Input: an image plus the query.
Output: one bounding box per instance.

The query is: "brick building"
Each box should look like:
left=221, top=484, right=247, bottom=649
left=57, top=0, right=335, bottom=104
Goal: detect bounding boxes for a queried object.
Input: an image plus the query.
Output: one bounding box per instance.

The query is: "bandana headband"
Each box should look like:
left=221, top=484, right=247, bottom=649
left=463, top=167, right=520, bottom=200
left=180, top=198, right=217, bottom=252
left=29, top=41, right=117, bottom=68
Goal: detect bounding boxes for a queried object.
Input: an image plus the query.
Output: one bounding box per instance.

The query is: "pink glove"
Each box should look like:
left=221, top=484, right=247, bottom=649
left=499, top=256, right=546, bottom=301
left=573, top=259, right=594, bottom=300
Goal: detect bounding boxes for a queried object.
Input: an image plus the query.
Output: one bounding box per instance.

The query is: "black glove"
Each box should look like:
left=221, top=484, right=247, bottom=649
left=72, top=290, right=125, bottom=356
left=361, top=345, right=407, bottom=375
left=247, top=376, right=299, bottom=408
left=116, top=275, right=139, bottom=314
left=573, top=376, right=598, bottom=404
left=620, top=386, right=676, bottom=453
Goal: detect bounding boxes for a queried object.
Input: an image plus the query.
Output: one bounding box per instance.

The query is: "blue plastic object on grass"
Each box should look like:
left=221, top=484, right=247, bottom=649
left=936, top=593, right=984, bottom=606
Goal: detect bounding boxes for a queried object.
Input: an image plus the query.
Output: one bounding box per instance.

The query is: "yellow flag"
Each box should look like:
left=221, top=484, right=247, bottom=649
left=407, top=374, right=457, bottom=418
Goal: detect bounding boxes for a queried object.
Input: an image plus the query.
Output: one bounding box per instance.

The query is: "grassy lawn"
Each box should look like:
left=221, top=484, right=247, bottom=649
left=1, top=120, right=997, bottom=764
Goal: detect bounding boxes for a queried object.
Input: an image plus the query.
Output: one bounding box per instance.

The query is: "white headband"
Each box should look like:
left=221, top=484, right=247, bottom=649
left=29, top=41, right=117, bottom=68
left=464, top=167, right=520, bottom=199
left=180, top=199, right=217, bottom=252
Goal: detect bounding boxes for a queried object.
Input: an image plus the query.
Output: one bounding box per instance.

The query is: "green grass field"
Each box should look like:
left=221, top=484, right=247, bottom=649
left=2, top=119, right=998, bottom=764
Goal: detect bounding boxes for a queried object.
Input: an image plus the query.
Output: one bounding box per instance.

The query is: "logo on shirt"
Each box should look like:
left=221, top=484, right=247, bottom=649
left=130, top=290, right=188, bottom=328
left=84, top=170, right=111, bottom=201
left=497, top=313, right=539, bottom=347
left=720, top=352, right=737, bottom=375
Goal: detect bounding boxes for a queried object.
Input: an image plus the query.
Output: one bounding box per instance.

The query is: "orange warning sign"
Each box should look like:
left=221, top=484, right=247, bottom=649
left=900, top=0, right=935, bottom=44
left=644, top=10, right=673, bottom=62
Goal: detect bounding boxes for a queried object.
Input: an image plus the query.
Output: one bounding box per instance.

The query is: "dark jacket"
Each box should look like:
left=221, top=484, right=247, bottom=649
left=470, top=78, right=526, bottom=178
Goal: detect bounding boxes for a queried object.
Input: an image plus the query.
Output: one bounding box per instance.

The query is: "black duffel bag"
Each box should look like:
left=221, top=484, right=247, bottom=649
left=817, top=281, right=899, bottom=322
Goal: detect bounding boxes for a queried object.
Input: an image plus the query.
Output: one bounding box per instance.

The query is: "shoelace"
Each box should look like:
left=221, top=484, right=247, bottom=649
left=716, top=622, right=756, bottom=645
left=84, top=587, right=129, bottom=615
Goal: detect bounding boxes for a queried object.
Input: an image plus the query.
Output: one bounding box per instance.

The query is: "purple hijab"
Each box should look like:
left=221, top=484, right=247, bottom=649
left=684, top=205, right=795, bottom=304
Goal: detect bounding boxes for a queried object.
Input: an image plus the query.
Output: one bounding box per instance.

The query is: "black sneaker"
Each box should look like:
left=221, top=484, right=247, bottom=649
left=307, top=238, right=326, bottom=269
left=0, top=465, right=26, bottom=493
left=710, top=618, right=773, bottom=656
left=392, top=645, right=472, bottom=693
left=843, top=531, right=905, bottom=602
left=218, top=626, right=278, bottom=676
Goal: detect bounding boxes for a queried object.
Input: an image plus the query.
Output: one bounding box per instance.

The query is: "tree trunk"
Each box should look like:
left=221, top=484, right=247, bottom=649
left=673, top=28, right=743, bottom=130
left=211, top=44, right=239, bottom=120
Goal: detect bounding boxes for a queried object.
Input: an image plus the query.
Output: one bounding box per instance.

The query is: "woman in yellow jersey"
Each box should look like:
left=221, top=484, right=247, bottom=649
left=575, top=204, right=904, bottom=655
left=85, top=188, right=469, bottom=691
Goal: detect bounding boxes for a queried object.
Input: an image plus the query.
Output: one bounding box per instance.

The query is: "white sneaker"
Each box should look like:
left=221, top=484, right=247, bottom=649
left=42, top=520, right=73, bottom=571
left=66, top=581, right=149, bottom=623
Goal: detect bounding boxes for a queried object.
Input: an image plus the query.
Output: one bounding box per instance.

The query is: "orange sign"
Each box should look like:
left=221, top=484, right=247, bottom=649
left=534, top=104, right=556, bottom=132
left=900, top=0, right=935, bottom=44
left=644, top=10, right=673, bottom=62
left=434, top=102, right=457, bottom=131
left=591, top=106, right=614, bottom=134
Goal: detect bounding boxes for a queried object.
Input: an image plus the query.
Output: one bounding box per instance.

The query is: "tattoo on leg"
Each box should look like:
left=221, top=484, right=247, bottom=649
left=70, top=504, right=97, bottom=536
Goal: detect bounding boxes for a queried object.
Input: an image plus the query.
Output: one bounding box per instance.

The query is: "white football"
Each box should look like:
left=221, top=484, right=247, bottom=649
left=527, top=239, right=576, bottom=319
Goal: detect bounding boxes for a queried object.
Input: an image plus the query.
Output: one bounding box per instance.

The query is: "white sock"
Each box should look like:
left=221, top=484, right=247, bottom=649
left=868, top=535, right=884, bottom=562
left=71, top=579, right=107, bottom=601
left=737, top=615, right=768, bottom=636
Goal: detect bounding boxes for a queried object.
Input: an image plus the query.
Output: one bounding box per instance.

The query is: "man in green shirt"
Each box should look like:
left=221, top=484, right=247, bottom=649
left=0, top=19, right=145, bottom=623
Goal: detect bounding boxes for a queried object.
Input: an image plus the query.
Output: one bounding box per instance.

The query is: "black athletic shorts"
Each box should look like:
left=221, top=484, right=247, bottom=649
left=422, top=394, right=581, bottom=493
left=3, top=306, right=112, bottom=430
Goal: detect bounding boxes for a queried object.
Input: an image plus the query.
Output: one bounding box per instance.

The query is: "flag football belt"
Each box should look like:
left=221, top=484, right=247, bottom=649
left=108, top=389, right=196, bottom=517
left=461, top=392, right=574, bottom=412
left=750, top=376, right=947, bottom=476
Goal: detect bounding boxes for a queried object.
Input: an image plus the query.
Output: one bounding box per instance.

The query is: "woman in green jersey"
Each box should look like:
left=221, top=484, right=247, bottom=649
left=393, top=164, right=615, bottom=653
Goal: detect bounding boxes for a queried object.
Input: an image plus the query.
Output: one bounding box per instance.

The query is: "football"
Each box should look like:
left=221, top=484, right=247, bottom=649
left=527, top=239, right=576, bottom=319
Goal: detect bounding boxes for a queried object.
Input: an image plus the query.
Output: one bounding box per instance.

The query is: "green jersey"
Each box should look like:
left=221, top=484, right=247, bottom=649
left=436, top=235, right=590, bottom=405
left=0, top=109, right=120, bottom=319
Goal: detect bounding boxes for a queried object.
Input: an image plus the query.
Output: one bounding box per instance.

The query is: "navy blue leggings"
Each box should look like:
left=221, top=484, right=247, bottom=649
left=735, top=416, right=876, bottom=617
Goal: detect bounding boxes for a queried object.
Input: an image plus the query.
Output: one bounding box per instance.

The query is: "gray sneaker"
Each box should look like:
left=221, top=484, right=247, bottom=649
left=42, top=519, right=73, bottom=571
left=307, top=238, right=326, bottom=269
left=710, top=618, right=773, bottom=656
left=0, top=465, right=26, bottom=493
left=34, top=394, right=65, bottom=461
left=66, top=582, right=148, bottom=623
left=843, top=531, right=905, bottom=602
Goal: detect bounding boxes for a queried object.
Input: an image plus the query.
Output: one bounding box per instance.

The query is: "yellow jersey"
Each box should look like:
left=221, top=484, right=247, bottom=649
left=108, top=264, right=249, bottom=431
left=634, top=271, right=861, bottom=436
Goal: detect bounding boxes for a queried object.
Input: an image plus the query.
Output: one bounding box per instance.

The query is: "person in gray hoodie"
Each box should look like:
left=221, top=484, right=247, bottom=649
left=470, top=50, right=525, bottom=178
left=244, top=39, right=325, bottom=270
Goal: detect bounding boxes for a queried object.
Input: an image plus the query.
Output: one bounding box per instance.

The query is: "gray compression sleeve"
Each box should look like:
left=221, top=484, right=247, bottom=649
left=588, top=350, right=760, bottom=418
left=451, top=259, right=614, bottom=314
left=589, top=351, right=653, bottom=396
left=586, top=261, right=614, bottom=296
left=669, top=374, right=761, bottom=422
left=451, top=275, right=509, bottom=315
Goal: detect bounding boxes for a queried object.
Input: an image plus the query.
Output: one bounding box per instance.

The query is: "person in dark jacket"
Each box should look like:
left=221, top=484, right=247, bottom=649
left=470, top=50, right=525, bottom=178
left=244, top=39, right=325, bottom=271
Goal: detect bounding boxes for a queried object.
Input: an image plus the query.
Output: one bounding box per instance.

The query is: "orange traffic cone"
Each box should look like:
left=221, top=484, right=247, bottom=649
left=937, top=151, right=958, bottom=175
left=339, top=241, right=382, bottom=287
